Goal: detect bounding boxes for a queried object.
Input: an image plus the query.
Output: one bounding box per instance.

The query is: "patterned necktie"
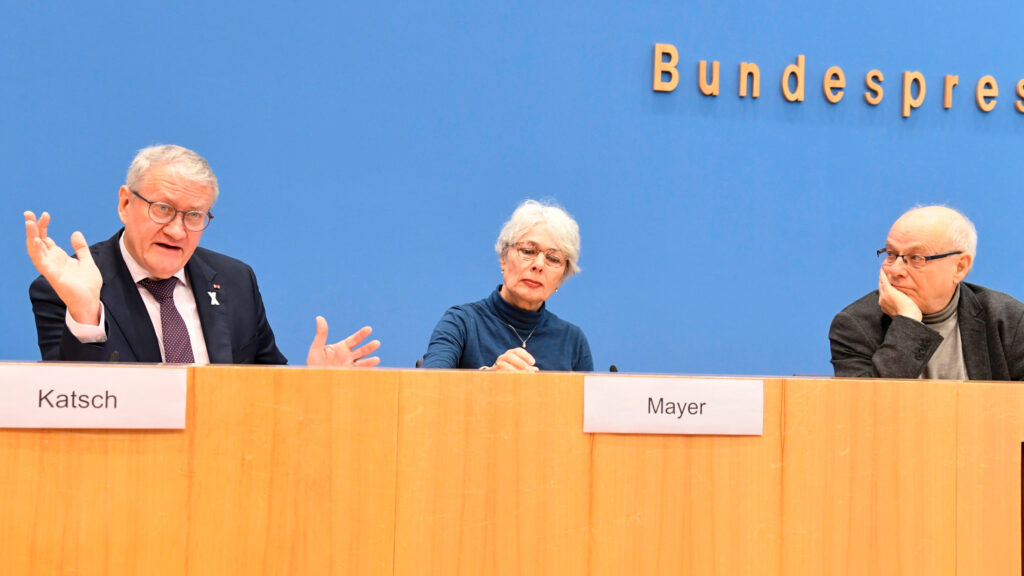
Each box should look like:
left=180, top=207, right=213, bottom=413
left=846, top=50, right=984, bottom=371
left=138, top=277, right=195, bottom=363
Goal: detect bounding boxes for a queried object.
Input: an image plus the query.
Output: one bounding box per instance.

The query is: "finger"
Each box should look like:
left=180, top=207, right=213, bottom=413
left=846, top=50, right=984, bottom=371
left=878, top=267, right=893, bottom=291
left=507, top=346, right=536, bottom=365
left=341, top=326, right=373, bottom=349
left=496, top=356, right=538, bottom=372
left=499, top=350, right=533, bottom=370
left=24, top=220, right=50, bottom=270
left=310, top=316, right=329, bottom=350
left=350, top=339, right=381, bottom=359
left=353, top=356, right=381, bottom=368
left=877, top=269, right=892, bottom=308
left=70, top=231, right=93, bottom=265
left=37, top=211, right=50, bottom=240
left=25, top=216, right=40, bottom=256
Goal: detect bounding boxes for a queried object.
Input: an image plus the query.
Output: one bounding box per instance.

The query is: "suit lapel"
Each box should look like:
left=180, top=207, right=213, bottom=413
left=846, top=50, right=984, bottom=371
left=97, top=231, right=162, bottom=361
left=187, top=251, right=233, bottom=363
left=959, top=284, right=991, bottom=380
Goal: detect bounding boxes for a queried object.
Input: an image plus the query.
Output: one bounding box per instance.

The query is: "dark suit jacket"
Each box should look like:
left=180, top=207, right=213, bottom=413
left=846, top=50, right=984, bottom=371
left=829, top=282, right=1024, bottom=380
left=30, top=231, right=287, bottom=364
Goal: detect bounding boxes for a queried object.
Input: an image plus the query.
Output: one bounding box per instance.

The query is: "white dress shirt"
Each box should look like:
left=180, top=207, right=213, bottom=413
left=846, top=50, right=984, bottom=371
left=65, top=235, right=210, bottom=364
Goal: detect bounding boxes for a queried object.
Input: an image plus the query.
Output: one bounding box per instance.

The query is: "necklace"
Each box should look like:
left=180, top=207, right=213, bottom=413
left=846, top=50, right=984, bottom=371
left=505, top=322, right=537, bottom=349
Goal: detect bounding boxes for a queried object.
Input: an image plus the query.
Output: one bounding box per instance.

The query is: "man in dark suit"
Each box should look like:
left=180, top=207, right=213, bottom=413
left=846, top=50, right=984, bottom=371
left=829, top=205, right=1024, bottom=380
left=26, top=144, right=380, bottom=366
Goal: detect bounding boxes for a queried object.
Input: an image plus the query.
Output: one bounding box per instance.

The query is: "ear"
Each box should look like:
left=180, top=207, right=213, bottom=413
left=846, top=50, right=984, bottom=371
left=117, top=185, right=132, bottom=224
left=953, top=253, right=973, bottom=282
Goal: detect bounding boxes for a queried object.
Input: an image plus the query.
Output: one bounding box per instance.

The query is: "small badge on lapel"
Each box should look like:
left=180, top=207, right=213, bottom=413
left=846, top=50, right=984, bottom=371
left=208, top=290, right=220, bottom=306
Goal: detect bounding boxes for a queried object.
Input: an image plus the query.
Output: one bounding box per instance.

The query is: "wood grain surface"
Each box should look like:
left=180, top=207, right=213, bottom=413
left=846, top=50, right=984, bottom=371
left=0, top=367, right=1020, bottom=575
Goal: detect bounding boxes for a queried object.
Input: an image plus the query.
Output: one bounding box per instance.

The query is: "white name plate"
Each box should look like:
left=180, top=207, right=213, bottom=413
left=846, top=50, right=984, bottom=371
left=583, top=375, right=763, bottom=435
left=0, top=364, right=187, bottom=429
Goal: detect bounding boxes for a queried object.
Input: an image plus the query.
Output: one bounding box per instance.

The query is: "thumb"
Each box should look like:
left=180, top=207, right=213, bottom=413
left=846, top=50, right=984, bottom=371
left=71, top=231, right=93, bottom=263
left=311, top=315, right=329, bottom=349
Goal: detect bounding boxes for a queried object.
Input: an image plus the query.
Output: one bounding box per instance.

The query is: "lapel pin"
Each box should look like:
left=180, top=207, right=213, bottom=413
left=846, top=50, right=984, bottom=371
left=208, top=291, right=220, bottom=306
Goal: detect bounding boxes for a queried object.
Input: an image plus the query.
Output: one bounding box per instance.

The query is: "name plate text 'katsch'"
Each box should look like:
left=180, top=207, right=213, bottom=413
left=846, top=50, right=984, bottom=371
left=0, top=364, right=186, bottom=429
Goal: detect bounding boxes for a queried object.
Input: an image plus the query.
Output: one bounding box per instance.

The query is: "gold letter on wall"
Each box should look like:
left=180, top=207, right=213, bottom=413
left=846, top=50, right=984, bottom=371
left=976, top=75, right=998, bottom=112
left=739, top=62, right=760, bottom=98
left=865, top=70, right=884, bottom=106
left=902, top=71, right=926, bottom=118
left=653, top=43, right=679, bottom=92
left=823, top=66, right=846, bottom=104
left=781, top=55, right=805, bottom=102
left=1016, top=79, right=1024, bottom=114
left=943, top=75, right=959, bottom=109
left=699, top=60, right=720, bottom=96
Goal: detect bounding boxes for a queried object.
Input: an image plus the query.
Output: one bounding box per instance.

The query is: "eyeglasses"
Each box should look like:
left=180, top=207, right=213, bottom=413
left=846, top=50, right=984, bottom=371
left=512, top=241, right=567, bottom=269
left=131, top=190, right=214, bottom=231
left=877, top=248, right=962, bottom=269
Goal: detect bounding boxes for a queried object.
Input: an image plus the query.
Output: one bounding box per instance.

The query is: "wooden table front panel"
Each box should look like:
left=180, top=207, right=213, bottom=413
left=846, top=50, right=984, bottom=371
left=0, top=366, right=399, bottom=576
left=2, top=368, right=1022, bottom=575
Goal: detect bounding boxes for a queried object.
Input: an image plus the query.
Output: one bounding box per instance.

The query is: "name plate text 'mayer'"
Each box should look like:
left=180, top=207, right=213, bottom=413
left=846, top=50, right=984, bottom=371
left=583, top=375, right=763, bottom=435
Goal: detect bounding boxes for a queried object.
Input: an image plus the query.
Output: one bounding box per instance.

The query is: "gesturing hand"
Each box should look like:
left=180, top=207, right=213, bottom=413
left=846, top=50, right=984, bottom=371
left=487, top=347, right=540, bottom=372
left=24, top=211, right=103, bottom=325
left=306, top=316, right=382, bottom=367
left=878, top=267, right=923, bottom=322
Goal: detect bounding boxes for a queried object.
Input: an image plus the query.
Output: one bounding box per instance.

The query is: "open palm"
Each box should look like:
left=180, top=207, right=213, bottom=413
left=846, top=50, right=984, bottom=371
left=25, top=211, right=103, bottom=324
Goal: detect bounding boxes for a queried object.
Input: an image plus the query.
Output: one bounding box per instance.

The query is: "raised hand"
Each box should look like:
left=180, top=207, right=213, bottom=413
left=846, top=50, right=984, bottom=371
left=878, top=267, right=923, bottom=322
left=25, top=211, right=103, bottom=325
left=488, top=346, right=540, bottom=372
left=306, top=316, right=382, bottom=367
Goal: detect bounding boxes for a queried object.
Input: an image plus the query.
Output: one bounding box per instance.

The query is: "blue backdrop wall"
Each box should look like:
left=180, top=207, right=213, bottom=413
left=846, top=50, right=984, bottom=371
left=3, top=2, right=1023, bottom=375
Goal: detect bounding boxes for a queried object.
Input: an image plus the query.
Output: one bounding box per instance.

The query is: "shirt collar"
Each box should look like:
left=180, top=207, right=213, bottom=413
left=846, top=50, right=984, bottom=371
left=119, top=232, right=189, bottom=287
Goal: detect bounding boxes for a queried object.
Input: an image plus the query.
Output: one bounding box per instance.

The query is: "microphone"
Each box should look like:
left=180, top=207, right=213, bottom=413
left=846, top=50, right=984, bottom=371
left=609, top=364, right=618, bottom=372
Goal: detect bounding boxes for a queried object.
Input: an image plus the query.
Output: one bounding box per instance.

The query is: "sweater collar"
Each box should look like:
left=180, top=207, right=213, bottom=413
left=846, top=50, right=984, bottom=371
left=923, top=284, right=960, bottom=325
left=487, top=284, right=547, bottom=330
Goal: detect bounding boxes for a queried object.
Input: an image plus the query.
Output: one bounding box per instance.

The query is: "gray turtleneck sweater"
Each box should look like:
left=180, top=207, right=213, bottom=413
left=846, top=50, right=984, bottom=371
left=920, top=284, right=966, bottom=379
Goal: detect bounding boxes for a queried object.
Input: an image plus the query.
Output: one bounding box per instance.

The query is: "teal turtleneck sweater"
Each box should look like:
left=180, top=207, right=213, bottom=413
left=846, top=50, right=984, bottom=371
left=422, top=286, right=593, bottom=371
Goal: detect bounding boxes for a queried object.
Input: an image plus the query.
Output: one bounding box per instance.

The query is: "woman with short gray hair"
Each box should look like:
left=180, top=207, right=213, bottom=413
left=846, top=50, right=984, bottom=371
left=421, top=199, right=592, bottom=371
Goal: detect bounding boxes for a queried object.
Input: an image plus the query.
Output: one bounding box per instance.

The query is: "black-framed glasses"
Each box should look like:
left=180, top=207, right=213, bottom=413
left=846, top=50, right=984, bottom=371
left=131, top=190, right=214, bottom=231
left=512, top=241, right=567, bottom=269
left=877, top=248, right=962, bottom=269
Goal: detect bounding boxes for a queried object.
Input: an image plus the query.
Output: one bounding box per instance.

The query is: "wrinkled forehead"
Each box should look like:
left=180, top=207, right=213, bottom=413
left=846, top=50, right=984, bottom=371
left=137, top=164, right=216, bottom=206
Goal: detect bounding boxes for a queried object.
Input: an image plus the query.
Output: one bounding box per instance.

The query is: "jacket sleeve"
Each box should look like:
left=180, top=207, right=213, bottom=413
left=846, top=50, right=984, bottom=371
left=241, top=266, right=287, bottom=365
left=829, top=312, right=942, bottom=378
left=29, top=274, right=111, bottom=362
left=1003, top=307, right=1024, bottom=380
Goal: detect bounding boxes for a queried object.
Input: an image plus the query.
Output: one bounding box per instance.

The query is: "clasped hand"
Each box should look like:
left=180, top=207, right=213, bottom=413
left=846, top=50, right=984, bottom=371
left=485, top=347, right=539, bottom=372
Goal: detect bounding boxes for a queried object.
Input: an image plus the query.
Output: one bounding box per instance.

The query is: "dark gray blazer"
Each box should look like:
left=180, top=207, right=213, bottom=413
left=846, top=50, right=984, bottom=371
left=829, top=282, right=1024, bottom=380
left=30, top=230, right=287, bottom=364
